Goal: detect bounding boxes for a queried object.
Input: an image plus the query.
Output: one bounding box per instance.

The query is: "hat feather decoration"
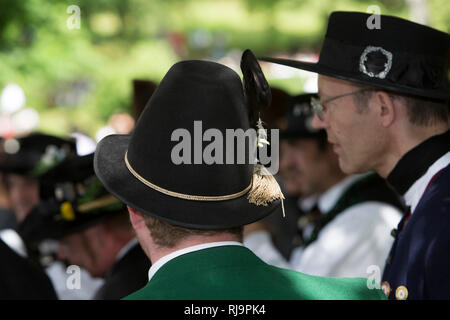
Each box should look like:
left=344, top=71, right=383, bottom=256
left=240, top=49, right=285, bottom=216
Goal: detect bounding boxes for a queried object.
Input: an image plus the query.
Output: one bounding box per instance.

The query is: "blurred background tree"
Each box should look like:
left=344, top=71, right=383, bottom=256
left=0, top=0, right=448, bottom=139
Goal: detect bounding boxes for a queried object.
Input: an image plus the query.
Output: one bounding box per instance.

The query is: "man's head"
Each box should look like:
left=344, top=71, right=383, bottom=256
left=261, top=11, right=449, bottom=177
left=0, top=133, right=77, bottom=222
left=17, top=152, right=135, bottom=278
left=312, top=75, right=448, bottom=176
left=288, top=136, right=345, bottom=196
left=278, top=93, right=346, bottom=196
left=94, top=57, right=285, bottom=263
left=57, top=212, right=134, bottom=278
left=94, top=59, right=283, bottom=231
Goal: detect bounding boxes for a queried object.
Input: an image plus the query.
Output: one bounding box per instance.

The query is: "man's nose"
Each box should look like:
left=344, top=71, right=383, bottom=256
left=311, top=113, right=327, bottom=129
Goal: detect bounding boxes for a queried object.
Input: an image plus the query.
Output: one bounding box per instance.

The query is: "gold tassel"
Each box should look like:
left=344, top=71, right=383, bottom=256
left=247, top=164, right=286, bottom=217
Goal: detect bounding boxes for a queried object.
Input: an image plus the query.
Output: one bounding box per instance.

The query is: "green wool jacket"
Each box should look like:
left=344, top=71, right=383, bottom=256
left=124, top=245, right=386, bottom=300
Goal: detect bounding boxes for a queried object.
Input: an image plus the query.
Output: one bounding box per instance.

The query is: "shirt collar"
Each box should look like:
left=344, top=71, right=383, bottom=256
left=404, top=151, right=450, bottom=214
left=148, top=241, right=243, bottom=281
left=317, top=174, right=369, bottom=213
left=298, top=194, right=319, bottom=212
left=387, top=130, right=450, bottom=195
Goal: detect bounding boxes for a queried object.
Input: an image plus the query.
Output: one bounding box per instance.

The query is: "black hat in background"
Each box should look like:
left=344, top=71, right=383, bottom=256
left=280, top=93, right=326, bottom=141
left=94, top=58, right=284, bottom=230
left=132, top=79, right=157, bottom=120
left=259, top=87, right=291, bottom=130
left=261, top=11, right=450, bottom=101
left=18, top=153, right=125, bottom=243
left=0, top=133, right=77, bottom=177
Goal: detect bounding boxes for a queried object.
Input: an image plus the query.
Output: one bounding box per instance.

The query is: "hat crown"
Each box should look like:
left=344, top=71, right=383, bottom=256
left=325, top=12, right=449, bottom=55
left=260, top=11, right=449, bottom=100
left=315, top=11, right=449, bottom=99
left=281, top=93, right=326, bottom=140
left=127, top=60, right=254, bottom=197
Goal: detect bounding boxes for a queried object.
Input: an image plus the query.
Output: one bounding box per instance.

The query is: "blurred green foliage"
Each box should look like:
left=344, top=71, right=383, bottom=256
left=0, top=0, right=447, bottom=138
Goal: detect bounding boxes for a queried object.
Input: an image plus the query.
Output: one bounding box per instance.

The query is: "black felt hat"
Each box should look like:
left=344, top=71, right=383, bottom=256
left=94, top=58, right=284, bottom=230
left=18, top=153, right=125, bottom=242
left=280, top=93, right=326, bottom=141
left=261, top=11, right=450, bottom=100
left=0, top=133, right=77, bottom=177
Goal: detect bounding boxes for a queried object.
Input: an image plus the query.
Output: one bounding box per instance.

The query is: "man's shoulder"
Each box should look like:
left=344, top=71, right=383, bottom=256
left=271, top=265, right=385, bottom=300
left=122, top=284, right=152, bottom=300
left=123, top=245, right=385, bottom=300
left=427, top=163, right=450, bottom=196
left=415, top=163, right=450, bottom=215
left=124, top=268, right=385, bottom=300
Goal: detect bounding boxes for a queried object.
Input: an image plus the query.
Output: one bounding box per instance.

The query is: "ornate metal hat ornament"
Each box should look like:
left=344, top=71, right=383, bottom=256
left=359, top=46, right=393, bottom=79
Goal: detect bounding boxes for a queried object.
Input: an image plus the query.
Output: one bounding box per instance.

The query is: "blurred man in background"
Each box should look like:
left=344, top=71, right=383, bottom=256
left=0, top=133, right=104, bottom=299
left=0, top=133, right=76, bottom=299
left=0, top=134, right=76, bottom=225
left=20, top=153, right=149, bottom=299
left=245, top=93, right=403, bottom=278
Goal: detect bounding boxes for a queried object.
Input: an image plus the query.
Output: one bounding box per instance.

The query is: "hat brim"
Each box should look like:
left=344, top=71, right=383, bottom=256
left=260, top=57, right=450, bottom=101
left=94, top=134, right=281, bottom=230
left=18, top=212, right=111, bottom=243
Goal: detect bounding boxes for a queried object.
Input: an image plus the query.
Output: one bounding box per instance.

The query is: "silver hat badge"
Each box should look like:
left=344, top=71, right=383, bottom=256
left=359, top=46, right=393, bottom=79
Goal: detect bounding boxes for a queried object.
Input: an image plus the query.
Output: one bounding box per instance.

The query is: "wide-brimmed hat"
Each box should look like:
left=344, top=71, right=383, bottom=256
left=0, top=133, right=77, bottom=177
left=18, top=153, right=125, bottom=242
left=261, top=11, right=450, bottom=100
left=94, top=57, right=284, bottom=230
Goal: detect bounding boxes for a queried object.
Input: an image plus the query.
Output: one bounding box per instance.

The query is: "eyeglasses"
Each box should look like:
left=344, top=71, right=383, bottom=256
left=310, top=88, right=373, bottom=121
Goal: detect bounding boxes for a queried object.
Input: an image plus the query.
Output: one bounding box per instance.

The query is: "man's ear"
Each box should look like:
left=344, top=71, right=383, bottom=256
left=127, top=206, right=146, bottom=230
left=373, top=91, right=396, bottom=127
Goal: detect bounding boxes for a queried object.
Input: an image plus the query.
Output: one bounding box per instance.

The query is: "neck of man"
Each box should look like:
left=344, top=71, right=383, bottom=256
left=93, top=227, right=136, bottom=277
left=147, top=233, right=241, bottom=265
left=114, top=232, right=137, bottom=257
left=319, top=170, right=348, bottom=194
left=377, top=123, right=449, bottom=178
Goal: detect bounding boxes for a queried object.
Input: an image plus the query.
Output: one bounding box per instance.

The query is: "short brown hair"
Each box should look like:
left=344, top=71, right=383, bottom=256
left=400, top=94, right=449, bottom=126
left=353, top=89, right=449, bottom=126
left=143, top=215, right=243, bottom=248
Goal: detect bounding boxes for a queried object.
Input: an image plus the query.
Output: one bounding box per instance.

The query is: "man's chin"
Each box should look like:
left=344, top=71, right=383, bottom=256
left=338, top=158, right=368, bottom=175
left=338, top=157, right=354, bottom=174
